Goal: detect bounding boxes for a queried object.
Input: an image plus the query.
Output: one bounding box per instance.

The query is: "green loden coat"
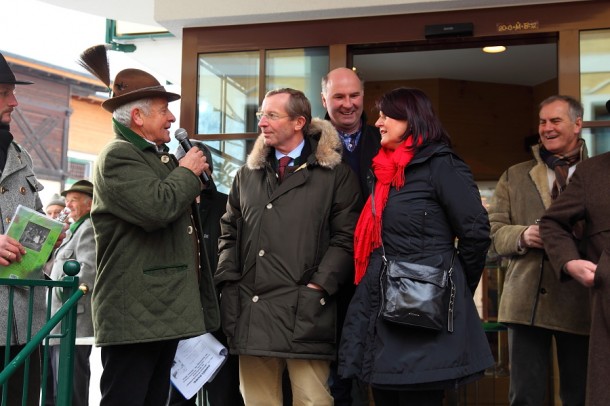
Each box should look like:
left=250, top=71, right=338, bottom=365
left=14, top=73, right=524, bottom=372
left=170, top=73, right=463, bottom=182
left=215, top=118, right=362, bottom=360
left=489, top=144, right=590, bottom=335
left=91, top=119, right=220, bottom=346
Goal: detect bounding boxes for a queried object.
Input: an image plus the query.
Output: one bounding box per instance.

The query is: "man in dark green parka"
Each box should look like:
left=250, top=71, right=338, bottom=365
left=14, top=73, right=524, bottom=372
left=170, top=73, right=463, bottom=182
left=216, top=88, right=361, bottom=405
left=80, top=45, right=220, bottom=406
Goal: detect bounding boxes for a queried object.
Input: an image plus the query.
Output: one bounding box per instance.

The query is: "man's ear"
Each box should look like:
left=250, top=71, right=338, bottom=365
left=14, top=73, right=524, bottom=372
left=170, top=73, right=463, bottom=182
left=294, top=116, right=306, bottom=132
left=131, top=108, right=144, bottom=127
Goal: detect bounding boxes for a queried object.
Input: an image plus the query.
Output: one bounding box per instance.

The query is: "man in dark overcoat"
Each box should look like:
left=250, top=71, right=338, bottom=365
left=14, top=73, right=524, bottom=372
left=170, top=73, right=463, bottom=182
left=540, top=99, right=610, bottom=406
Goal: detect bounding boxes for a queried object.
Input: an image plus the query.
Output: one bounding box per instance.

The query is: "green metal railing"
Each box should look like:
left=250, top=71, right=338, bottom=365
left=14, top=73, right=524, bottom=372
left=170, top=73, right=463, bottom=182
left=0, top=260, right=87, bottom=406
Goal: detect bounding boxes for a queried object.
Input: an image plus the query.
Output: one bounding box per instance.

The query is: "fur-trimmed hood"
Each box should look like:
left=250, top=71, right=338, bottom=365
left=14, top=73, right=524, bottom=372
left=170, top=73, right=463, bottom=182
left=246, top=118, right=343, bottom=170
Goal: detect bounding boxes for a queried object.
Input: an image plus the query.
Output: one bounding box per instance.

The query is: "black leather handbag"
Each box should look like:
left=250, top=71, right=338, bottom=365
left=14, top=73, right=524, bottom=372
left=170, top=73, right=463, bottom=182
left=370, top=178, right=456, bottom=332
left=379, top=251, right=456, bottom=332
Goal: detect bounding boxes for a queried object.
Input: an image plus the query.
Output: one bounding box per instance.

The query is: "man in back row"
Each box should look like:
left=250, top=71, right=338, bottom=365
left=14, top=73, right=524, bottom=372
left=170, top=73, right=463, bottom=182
left=321, top=67, right=380, bottom=405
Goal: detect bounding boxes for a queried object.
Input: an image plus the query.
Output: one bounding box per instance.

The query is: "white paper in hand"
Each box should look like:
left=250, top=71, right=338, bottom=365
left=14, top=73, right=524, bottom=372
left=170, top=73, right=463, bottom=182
left=171, top=333, right=228, bottom=399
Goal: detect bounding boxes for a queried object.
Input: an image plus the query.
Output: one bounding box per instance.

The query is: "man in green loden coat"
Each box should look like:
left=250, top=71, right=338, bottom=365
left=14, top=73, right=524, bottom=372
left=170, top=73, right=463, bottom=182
left=79, top=45, right=219, bottom=406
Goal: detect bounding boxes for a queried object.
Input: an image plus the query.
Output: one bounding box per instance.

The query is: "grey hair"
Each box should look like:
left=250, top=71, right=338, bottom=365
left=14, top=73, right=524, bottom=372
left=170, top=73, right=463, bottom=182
left=112, top=98, right=153, bottom=126
left=539, top=95, right=584, bottom=123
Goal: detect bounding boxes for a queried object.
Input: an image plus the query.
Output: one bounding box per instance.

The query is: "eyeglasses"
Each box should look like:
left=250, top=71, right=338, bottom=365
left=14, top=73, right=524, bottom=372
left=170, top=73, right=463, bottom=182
left=256, top=111, right=290, bottom=121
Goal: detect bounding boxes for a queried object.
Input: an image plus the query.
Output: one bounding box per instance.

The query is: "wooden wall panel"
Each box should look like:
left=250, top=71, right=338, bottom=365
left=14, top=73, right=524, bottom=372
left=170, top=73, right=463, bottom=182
left=69, top=98, right=113, bottom=155
left=364, top=78, right=534, bottom=180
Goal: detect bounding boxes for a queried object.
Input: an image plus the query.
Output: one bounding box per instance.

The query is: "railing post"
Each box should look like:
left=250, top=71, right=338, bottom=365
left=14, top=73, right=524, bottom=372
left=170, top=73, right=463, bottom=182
left=54, top=260, right=82, bottom=406
left=0, top=259, right=87, bottom=406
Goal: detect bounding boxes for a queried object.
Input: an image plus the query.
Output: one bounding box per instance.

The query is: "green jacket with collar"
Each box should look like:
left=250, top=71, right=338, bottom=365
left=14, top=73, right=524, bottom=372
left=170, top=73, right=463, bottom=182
left=91, top=120, right=220, bottom=346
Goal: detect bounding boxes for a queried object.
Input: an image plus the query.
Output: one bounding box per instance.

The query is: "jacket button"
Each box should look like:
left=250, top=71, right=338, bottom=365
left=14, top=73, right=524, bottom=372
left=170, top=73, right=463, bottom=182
left=540, top=288, right=547, bottom=294
left=187, top=226, right=193, bottom=234
left=252, top=295, right=259, bottom=302
left=20, top=187, right=26, bottom=195
left=266, top=203, right=272, bottom=209
left=258, top=250, right=265, bottom=256
left=320, top=298, right=326, bottom=305
left=0, top=187, right=6, bottom=194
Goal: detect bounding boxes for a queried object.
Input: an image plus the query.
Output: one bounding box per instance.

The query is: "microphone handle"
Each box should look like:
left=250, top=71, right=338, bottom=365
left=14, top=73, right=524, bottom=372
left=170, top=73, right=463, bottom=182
left=178, top=139, right=211, bottom=185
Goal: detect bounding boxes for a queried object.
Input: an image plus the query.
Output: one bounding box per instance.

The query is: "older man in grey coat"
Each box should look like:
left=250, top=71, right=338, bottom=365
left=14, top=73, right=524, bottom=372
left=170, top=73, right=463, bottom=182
left=47, top=180, right=95, bottom=406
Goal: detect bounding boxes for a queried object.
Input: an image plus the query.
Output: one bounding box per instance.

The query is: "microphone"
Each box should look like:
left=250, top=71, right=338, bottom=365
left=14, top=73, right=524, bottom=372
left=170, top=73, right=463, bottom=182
left=174, top=128, right=211, bottom=186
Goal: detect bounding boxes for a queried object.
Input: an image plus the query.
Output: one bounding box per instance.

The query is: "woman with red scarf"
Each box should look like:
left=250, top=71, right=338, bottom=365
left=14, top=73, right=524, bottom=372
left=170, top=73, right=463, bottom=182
left=338, top=88, right=493, bottom=405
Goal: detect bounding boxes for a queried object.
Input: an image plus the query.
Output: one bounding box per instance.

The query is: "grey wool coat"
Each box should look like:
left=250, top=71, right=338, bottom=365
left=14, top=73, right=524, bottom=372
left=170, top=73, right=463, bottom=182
left=91, top=119, right=220, bottom=346
left=215, top=118, right=362, bottom=360
left=0, top=141, right=46, bottom=345
left=489, top=144, right=590, bottom=335
left=48, top=217, right=96, bottom=343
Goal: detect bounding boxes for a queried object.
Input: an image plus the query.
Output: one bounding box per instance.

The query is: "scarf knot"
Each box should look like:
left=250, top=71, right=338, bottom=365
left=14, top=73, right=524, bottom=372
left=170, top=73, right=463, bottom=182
left=539, top=139, right=583, bottom=199
left=353, top=136, right=420, bottom=284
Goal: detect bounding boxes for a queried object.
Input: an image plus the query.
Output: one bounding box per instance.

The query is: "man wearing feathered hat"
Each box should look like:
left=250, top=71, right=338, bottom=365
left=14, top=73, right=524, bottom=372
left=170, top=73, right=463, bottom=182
left=78, top=45, right=220, bottom=405
left=0, top=51, right=48, bottom=405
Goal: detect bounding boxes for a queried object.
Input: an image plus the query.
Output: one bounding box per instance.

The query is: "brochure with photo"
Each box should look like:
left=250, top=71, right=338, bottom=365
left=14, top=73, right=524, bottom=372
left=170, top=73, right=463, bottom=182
left=0, top=205, right=64, bottom=280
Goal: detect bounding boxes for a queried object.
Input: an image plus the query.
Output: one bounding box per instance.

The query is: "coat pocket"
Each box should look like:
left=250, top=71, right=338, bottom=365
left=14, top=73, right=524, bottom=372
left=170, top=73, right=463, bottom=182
left=219, top=283, right=240, bottom=338
left=293, top=286, right=336, bottom=343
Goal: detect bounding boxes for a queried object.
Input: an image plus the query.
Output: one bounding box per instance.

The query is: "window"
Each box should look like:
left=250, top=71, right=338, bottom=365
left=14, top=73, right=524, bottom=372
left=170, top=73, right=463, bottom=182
left=67, top=158, right=91, bottom=181
left=265, top=48, right=328, bottom=118
left=197, top=51, right=260, bottom=135
left=195, top=47, right=329, bottom=190
left=196, top=47, right=329, bottom=135
left=580, top=29, right=610, bottom=155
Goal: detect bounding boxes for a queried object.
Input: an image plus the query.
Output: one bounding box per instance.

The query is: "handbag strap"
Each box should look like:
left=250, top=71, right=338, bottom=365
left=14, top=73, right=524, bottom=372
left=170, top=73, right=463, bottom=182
left=370, top=176, right=457, bottom=269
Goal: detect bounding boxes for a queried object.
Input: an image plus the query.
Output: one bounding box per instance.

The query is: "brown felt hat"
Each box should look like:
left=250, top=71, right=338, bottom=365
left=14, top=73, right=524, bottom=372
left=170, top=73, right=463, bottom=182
left=61, top=180, right=93, bottom=197
left=101, top=68, right=180, bottom=112
left=0, top=52, right=33, bottom=85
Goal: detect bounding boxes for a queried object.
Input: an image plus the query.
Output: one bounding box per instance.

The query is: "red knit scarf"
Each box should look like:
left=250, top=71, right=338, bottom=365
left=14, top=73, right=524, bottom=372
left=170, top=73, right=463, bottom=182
left=353, top=137, right=418, bottom=284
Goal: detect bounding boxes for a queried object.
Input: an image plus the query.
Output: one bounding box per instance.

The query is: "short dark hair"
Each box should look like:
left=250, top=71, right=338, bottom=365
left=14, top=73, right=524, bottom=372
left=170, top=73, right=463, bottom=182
left=265, top=88, right=312, bottom=135
left=376, top=87, right=451, bottom=148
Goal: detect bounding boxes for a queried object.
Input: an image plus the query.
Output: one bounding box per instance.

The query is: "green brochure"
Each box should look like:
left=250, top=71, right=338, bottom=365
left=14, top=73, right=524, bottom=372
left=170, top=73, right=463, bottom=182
left=0, top=205, right=64, bottom=280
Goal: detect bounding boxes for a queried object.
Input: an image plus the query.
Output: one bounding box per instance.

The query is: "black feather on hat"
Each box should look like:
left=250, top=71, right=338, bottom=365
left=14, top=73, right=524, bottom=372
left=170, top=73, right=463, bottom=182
left=0, top=52, right=33, bottom=85
left=77, top=44, right=180, bottom=112
left=77, top=44, right=111, bottom=89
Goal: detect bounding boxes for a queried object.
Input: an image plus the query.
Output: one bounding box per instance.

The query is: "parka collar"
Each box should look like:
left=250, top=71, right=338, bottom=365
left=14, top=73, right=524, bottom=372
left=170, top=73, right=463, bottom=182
left=246, top=118, right=343, bottom=170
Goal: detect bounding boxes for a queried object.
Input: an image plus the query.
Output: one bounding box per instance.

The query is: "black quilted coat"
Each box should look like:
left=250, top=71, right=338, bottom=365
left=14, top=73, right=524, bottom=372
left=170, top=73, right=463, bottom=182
left=338, top=143, right=494, bottom=389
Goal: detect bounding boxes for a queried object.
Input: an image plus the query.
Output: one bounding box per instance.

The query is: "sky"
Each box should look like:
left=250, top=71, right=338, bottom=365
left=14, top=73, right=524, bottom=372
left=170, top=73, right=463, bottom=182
left=1, top=0, right=108, bottom=73
left=1, top=0, right=183, bottom=149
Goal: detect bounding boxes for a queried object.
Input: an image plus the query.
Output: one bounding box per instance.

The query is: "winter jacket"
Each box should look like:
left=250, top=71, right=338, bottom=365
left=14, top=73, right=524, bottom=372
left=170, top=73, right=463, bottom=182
left=0, top=139, right=46, bottom=345
left=215, top=118, right=362, bottom=360
left=338, top=143, right=494, bottom=388
left=540, top=152, right=610, bottom=406
left=489, top=144, right=590, bottom=335
left=91, top=120, right=220, bottom=346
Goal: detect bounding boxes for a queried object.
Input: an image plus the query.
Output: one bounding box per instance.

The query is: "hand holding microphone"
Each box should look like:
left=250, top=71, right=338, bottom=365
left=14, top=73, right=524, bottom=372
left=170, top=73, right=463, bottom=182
left=175, top=128, right=211, bottom=187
